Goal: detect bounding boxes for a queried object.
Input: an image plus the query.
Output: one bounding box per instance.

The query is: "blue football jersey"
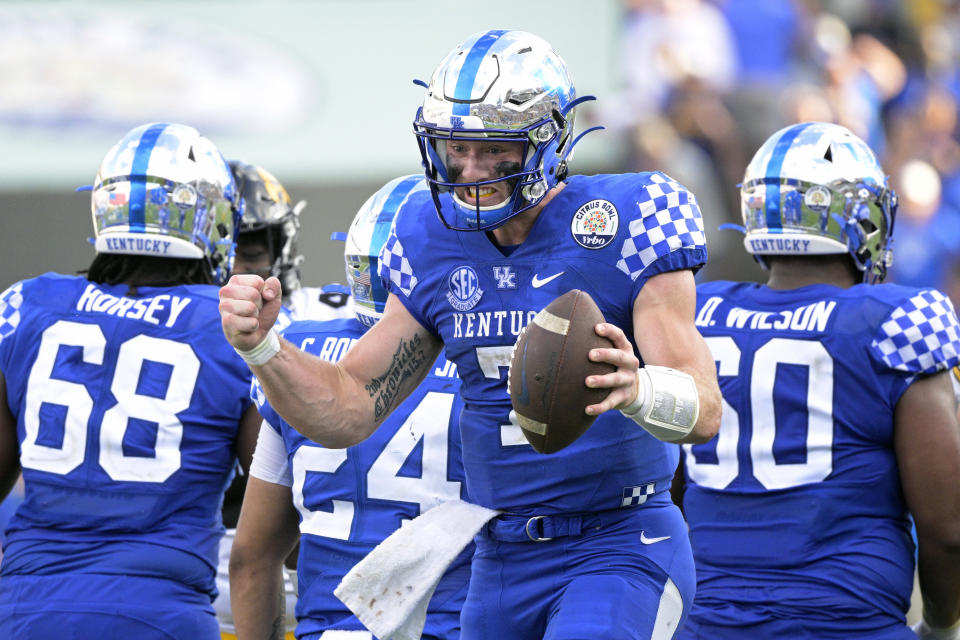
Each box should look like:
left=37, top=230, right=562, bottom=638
left=0, top=273, right=254, bottom=596
left=378, top=172, right=707, bottom=514
left=682, top=281, right=960, bottom=632
left=254, top=317, right=469, bottom=637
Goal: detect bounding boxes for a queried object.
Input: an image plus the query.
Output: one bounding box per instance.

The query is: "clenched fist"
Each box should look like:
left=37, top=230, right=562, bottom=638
left=219, top=274, right=283, bottom=351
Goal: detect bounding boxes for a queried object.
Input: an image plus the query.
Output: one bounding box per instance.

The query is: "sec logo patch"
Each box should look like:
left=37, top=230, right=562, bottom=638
left=446, top=265, right=483, bottom=311
left=571, top=199, right=618, bottom=249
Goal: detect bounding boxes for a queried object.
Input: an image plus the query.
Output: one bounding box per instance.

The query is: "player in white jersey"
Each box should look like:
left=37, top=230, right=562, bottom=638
left=0, top=122, right=262, bottom=639
left=219, top=30, right=722, bottom=639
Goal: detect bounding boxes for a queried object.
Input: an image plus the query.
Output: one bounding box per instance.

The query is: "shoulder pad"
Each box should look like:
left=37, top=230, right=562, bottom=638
left=871, top=289, right=960, bottom=374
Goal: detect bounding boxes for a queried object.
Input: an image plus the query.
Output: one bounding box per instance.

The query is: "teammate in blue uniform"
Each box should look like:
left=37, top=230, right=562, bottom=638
left=229, top=175, right=469, bottom=640
left=219, top=30, right=722, bottom=639
left=0, top=122, right=263, bottom=639
left=676, top=122, right=960, bottom=639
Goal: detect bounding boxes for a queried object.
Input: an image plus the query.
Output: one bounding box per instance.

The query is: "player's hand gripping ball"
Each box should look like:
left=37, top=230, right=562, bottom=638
left=508, top=289, right=615, bottom=453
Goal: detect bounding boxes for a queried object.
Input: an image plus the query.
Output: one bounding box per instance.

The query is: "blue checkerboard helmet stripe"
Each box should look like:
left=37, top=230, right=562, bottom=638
left=741, top=121, right=897, bottom=283
left=414, top=30, right=594, bottom=231
left=91, top=122, right=241, bottom=284
left=345, top=175, right=426, bottom=327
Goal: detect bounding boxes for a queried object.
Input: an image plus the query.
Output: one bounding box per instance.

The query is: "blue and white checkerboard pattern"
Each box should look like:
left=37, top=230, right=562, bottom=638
left=378, top=230, right=418, bottom=297
left=872, top=289, right=960, bottom=374
left=616, top=172, right=706, bottom=281
left=621, top=482, right=656, bottom=507
left=0, top=281, right=23, bottom=344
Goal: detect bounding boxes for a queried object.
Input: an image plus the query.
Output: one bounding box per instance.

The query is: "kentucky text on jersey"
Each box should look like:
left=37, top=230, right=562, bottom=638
left=103, top=236, right=173, bottom=254
left=695, top=296, right=836, bottom=332
left=747, top=238, right=812, bottom=253
left=76, top=283, right=192, bottom=327
left=452, top=309, right=539, bottom=338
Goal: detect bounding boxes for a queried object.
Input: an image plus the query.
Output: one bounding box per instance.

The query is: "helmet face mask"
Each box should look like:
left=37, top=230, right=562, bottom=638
left=741, top=122, right=897, bottom=283
left=230, top=161, right=304, bottom=297
left=414, top=30, right=577, bottom=231
left=344, top=175, right=426, bottom=327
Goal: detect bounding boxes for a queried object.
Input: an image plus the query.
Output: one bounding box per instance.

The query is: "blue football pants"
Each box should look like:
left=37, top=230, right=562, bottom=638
left=461, top=496, right=695, bottom=640
left=0, top=573, right=219, bottom=639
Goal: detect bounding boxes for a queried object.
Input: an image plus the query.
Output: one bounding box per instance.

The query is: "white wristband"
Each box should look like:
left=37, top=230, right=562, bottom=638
left=620, top=365, right=699, bottom=442
left=234, top=329, right=281, bottom=366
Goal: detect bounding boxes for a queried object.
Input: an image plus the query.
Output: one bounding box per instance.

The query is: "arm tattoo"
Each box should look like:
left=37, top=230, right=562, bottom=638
left=365, top=334, right=428, bottom=420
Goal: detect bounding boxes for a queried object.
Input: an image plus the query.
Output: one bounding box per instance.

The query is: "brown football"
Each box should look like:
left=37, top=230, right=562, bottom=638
left=508, top=289, right=616, bottom=454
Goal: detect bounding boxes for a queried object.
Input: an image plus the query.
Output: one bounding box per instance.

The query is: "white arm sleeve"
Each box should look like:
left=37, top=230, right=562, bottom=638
left=249, top=420, right=293, bottom=487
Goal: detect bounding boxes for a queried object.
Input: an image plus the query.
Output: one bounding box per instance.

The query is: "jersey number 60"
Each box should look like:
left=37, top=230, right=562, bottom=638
left=683, top=336, right=834, bottom=491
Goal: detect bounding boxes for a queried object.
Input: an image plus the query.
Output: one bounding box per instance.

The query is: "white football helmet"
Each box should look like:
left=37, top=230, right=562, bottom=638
left=92, top=122, right=240, bottom=284
left=344, top=175, right=427, bottom=327
left=741, top=121, right=897, bottom=282
left=414, top=30, right=595, bottom=231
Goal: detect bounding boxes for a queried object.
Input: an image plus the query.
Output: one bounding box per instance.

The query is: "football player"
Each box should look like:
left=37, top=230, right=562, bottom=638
left=229, top=175, right=469, bottom=640
left=677, top=122, right=960, bottom=639
left=219, top=30, right=723, bottom=639
left=0, top=122, right=262, bottom=638
left=216, top=161, right=353, bottom=639
left=230, top=160, right=353, bottom=325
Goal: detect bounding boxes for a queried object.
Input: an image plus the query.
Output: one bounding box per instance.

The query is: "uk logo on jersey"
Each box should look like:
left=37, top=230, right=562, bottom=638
left=492, top=265, right=517, bottom=290
left=571, top=199, right=619, bottom=249
left=446, top=265, right=483, bottom=311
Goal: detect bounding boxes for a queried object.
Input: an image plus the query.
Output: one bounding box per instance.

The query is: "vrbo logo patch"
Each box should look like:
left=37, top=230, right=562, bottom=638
left=571, top=199, right=618, bottom=249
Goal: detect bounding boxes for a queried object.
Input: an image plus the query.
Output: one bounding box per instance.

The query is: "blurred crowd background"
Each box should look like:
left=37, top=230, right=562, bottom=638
left=592, top=0, right=960, bottom=298
left=1, top=0, right=959, bottom=303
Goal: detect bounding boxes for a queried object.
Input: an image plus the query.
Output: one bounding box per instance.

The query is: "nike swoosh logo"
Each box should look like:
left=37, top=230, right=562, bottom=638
left=639, top=531, right=671, bottom=545
left=531, top=272, right=564, bottom=288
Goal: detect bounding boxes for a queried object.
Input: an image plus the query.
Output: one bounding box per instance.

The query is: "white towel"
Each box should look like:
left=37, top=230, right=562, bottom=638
left=334, top=500, right=499, bottom=640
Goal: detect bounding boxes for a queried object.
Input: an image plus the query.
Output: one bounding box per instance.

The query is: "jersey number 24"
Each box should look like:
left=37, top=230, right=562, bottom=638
left=291, top=390, right=462, bottom=541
